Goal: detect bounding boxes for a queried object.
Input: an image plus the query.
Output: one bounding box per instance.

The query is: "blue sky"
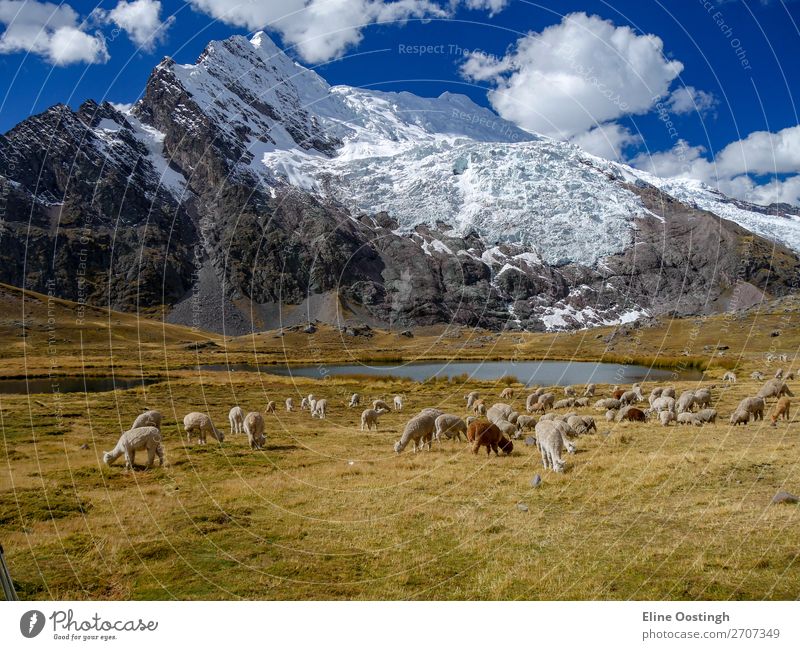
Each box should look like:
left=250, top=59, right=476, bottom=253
left=1, top=0, right=799, bottom=204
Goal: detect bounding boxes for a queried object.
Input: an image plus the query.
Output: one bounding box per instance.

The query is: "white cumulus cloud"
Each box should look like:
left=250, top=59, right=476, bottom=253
left=102, top=0, right=174, bottom=51
left=460, top=12, right=684, bottom=139
left=665, top=85, right=717, bottom=115
left=0, top=0, right=108, bottom=65
left=187, top=0, right=508, bottom=63
left=632, top=124, right=800, bottom=206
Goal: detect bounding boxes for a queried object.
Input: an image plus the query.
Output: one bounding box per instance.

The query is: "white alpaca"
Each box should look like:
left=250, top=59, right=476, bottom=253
left=394, top=411, right=440, bottom=453
left=265, top=400, right=276, bottom=414
left=349, top=393, right=360, bottom=408
left=312, top=398, right=327, bottom=419
left=722, top=371, right=737, bottom=384
left=535, top=422, right=567, bottom=473
left=393, top=395, right=404, bottom=411
left=360, top=407, right=388, bottom=431
left=103, top=426, right=164, bottom=470
left=131, top=410, right=162, bottom=430
left=183, top=412, right=224, bottom=444
left=465, top=391, right=480, bottom=409
left=434, top=414, right=467, bottom=442
left=285, top=398, right=294, bottom=412
left=373, top=399, right=391, bottom=412
left=243, top=412, right=266, bottom=449
left=228, top=406, right=244, bottom=434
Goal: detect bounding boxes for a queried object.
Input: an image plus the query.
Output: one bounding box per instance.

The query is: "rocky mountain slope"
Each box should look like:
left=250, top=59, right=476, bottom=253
left=1, top=32, right=798, bottom=334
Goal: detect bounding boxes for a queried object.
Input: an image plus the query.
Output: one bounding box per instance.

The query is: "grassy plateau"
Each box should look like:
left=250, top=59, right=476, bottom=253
left=1, top=282, right=799, bottom=600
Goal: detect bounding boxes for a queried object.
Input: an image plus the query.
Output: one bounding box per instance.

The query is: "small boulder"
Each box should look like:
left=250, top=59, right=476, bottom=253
left=771, top=490, right=799, bottom=505
left=530, top=474, right=542, bottom=488
left=524, top=436, right=536, bottom=446
left=516, top=503, right=529, bottom=512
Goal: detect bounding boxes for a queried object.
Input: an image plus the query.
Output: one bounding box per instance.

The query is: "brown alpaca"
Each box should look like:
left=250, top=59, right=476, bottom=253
left=619, top=407, right=646, bottom=422
left=265, top=401, right=276, bottom=414
left=770, top=397, right=791, bottom=425
left=467, top=421, right=513, bottom=456
left=612, top=389, right=626, bottom=400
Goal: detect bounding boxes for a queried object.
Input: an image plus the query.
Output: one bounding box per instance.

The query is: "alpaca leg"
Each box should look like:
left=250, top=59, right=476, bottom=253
left=124, top=447, right=134, bottom=470
left=145, top=443, right=156, bottom=469
left=156, top=443, right=164, bottom=466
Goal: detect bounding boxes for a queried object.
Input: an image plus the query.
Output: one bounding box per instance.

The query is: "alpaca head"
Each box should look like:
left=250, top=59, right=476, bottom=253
left=499, top=438, right=513, bottom=455
left=393, top=440, right=403, bottom=454
left=102, top=451, right=114, bottom=466
left=553, top=458, right=566, bottom=473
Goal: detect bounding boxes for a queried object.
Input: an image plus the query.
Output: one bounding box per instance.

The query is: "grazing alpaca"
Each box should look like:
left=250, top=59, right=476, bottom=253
left=103, top=427, right=164, bottom=470
left=243, top=412, right=266, bottom=449
left=265, top=401, right=276, bottom=414
left=132, top=410, right=162, bottom=430
left=312, top=399, right=327, bottom=419
left=228, top=406, right=245, bottom=434
left=394, top=412, right=438, bottom=453
left=770, top=397, right=791, bottom=425
left=183, top=412, right=224, bottom=444
left=393, top=395, right=404, bottom=411
left=360, top=407, right=388, bottom=431
left=434, top=414, right=467, bottom=442
left=499, top=387, right=514, bottom=400
left=285, top=398, right=294, bottom=412
left=349, top=393, right=360, bottom=408
left=467, top=421, right=513, bottom=456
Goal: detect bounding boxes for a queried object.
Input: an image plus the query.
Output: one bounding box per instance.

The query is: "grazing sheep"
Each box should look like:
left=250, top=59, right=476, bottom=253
left=243, top=412, right=266, bottom=450
left=553, top=397, right=575, bottom=410
left=349, top=393, right=361, bottom=408
left=539, top=413, right=556, bottom=422
left=526, top=393, right=540, bottom=413
left=722, top=371, right=737, bottom=384
left=535, top=422, right=568, bottom=472
left=573, top=397, right=589, bottom=407
left=361, top=407, right=388, bottom=431
left=132, top=410, right=162, bottom=430
left=516, top=415, right=537, bottom=433
left=770, top=397, right=791, bottom=425
left=393, top=395, right=404, bottom=411
left=306, top=394, right=317, bottom=413
left=472, top=399, right=487, bottom=416
left=228, top=406, right=245, bottom=434
left=594, top=398, right=621, bottom=411
left=757, top=378, right=794, bottom=400
left=469, top=421, right=513, bottom=456
left=662, top=387, right=676, bottom=399
left=499, top=387, right=515, bottom=400
left=583, top=384, right=596, bottom=397
left=605, top=409, right=616, bottom=422
left=775, top=368, right=784, bottom=379
left=648, top=387, right=664, bottom=405
left=677, top=412, right=702, bottom=426
left=693, top=388, right=712, bottom=409
left=301, top=397, right=309, bottom=410
left=373, top=399, right=391, bottom=412
left=729, top=409, right=750, bottom=426
left=563, top=385, right=576, bottom=397
left=751, top=371, right=764, bottom=381
left=434, top=414, right=467, bottom=442
left=312, top=399, right=328, bottom=419
left=465, top=391, right=480, bottom=409
left=676, top=391, right=696, bottom=413
left=183, top=412, right=224, bottom=444
left=567, top=415, right=596, bottom=435
left=537, top=392, right=555, bottom=410
left=265, top=401, right=276, bottom=414
left=650, top=396, right=676, bottom=413
left=103, top=426, right=164, bottom=470
left=618, top=406, right=647, bottom=422
left=736, top=396, right=765, bottom=421
left=394, top=412, right=438, bottom=453
left=285, top=398, right=294, bottom=412
left=659, top=411, right=675, bottom=427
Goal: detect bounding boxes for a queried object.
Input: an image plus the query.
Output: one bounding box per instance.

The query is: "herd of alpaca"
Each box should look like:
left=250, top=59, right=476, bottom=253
left=103, top=370, right=794, bottom=475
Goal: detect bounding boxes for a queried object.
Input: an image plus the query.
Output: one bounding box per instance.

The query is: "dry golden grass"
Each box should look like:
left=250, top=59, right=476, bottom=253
left=1, top=283, right=799, bottom=599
